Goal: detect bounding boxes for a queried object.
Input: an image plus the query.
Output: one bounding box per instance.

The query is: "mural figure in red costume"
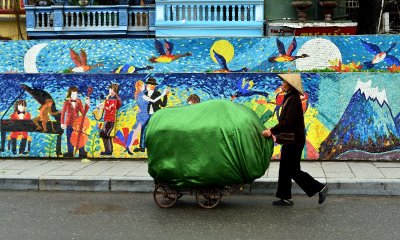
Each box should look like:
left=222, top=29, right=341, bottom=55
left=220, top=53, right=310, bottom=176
left=61, top=86, right=90, bottom=158
left=9, top=100, right=31, bottom=155
left=99, top=83, right=122, bottom=156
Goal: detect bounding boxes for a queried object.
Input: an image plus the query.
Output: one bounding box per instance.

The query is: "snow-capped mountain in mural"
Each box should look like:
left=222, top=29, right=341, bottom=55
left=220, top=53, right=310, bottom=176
left=319, top=80, right=400, bottom=160
left=395, top=113, right=400, bottom=134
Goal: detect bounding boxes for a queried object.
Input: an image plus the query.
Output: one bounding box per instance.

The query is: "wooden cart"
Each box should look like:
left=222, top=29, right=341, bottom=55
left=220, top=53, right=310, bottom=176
left=153, top=183, right=243, bottom=209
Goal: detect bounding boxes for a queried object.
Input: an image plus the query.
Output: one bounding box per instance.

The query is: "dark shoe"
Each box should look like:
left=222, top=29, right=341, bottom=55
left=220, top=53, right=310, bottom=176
left=133, top=147, right=145, bottom=152
left=63, top=152, right=73, bottom=158
left=79, top=152, right=87, bottom=158
left=318, top=185, right=328, bottom=204
left=125, top=148, right=133, bottom=155
left=100, top=151, right=112, bottom=156
left=272, top=199, right=294, bottom=206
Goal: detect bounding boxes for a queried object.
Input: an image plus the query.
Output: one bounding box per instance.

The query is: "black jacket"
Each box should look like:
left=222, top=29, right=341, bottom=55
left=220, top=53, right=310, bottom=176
left=270, top=90, right=305, bottom=145
left=145, top=90, right=168, bottom=114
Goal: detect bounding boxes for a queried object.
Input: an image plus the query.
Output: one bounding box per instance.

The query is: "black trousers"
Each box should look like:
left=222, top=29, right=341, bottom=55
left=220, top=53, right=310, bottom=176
left=276, top=143, right=324, bottom=200
left=100, top=121, right=115, bottom=153
left=11, top=138, right=27, bottom=154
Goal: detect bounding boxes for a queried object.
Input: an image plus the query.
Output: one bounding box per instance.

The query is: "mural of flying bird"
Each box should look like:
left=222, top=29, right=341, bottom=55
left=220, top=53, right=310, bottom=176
left=112, top=64, right=153, bottom=74
left=360, top=39, right=400, bottom=69
left=213, top=50, right=248, bottom=73
left=268, top=37, right=309, bottom=63
left=149, top=39, right=192, bottom=63
left=231, top=78, right=268, bottom=100
left=69, top=48, right=103, bottom=73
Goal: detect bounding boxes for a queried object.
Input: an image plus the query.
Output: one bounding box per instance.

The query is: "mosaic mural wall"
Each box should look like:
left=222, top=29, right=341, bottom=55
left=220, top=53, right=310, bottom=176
left=0, top=36, right=399, bottom=160
left=0, top=73, right=399, bottom=160
left=1, top=35, right=400, bottom=74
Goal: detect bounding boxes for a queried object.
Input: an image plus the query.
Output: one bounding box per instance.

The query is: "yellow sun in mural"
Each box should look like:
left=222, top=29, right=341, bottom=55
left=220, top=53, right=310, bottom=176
left=210, top=40, right=235, bottom=64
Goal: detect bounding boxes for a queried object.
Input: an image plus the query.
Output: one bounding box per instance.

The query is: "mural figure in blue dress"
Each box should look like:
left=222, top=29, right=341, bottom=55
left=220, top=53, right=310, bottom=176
left=127, top=80, right=150, bottom=154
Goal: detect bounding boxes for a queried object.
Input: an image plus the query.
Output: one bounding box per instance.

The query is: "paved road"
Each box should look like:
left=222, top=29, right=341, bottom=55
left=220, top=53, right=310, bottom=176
left=1, top=191, right=399, bottom=240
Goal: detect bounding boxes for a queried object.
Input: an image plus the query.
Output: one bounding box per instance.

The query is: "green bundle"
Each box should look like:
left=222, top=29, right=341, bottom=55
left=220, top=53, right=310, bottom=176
left=146, top=99, right=274, bottom=188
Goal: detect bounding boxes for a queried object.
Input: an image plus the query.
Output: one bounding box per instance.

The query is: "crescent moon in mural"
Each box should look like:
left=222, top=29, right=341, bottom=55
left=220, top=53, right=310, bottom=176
left=24, top=43, right=48, bottom=73
left=295, top=38, right=342, bottom=71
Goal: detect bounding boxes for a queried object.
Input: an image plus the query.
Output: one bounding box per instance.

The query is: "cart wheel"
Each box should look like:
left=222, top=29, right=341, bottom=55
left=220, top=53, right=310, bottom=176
left=196, top=188, right=222, bottom=209
left=153, top=184, right=178, bottom=208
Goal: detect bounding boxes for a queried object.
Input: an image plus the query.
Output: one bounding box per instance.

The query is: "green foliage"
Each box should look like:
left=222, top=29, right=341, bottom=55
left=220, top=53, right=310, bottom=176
left=87, top=126, right=101, bottom=157
left=43, top=134, right=58, bottom=157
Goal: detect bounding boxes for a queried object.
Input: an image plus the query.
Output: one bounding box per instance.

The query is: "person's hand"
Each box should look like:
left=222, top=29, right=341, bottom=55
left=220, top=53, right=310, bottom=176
left=262, top=129, right=272, bottom=138
left=85, top=97, right=90, bottom=106
left=61, top=124, right=67, bottom=130
left=163, top=87, right=171, bottom=95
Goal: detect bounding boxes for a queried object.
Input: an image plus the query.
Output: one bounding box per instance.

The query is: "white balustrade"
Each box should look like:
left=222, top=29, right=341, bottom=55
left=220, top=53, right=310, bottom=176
left=34, top=11, right=54, bottom=29
left=63, top=9, right=119, bottom=29
left=160, top=2, right=261, bottom=22
left=155, top=0, right=264, bottom=37
left=128, top=10, right=150, bottom=30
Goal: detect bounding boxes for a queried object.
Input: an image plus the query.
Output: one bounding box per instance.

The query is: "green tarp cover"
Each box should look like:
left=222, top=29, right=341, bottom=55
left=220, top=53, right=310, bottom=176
left=146, top=99, right=274, bottom=188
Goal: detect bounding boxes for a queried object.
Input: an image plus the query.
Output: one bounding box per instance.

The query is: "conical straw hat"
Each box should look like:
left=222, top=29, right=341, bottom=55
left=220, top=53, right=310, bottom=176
left=277, top=73, right=304, bottom=95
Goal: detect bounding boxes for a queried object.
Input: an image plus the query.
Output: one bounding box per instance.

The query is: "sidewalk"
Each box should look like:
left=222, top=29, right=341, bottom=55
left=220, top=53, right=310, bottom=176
left=1, top=159, right=400, bottom=195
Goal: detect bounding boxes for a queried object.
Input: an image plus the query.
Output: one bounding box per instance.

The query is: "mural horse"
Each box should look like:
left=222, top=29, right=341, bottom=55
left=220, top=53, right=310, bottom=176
left=0, top=84, right=64, bottom=156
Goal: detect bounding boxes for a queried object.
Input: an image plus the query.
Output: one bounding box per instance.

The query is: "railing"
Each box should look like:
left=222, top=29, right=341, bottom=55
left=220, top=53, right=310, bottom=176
left=163, top=3, right=255, bottom=22
left=0, top=0, right=25, bottom=14
left=155, top=0, right=264, bottom=37
left=24, top=4, right=155, bottom=38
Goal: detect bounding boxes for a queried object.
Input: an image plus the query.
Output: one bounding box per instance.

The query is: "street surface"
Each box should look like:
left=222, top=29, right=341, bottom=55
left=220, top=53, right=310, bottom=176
left=0, top=191, right=399, bottom=240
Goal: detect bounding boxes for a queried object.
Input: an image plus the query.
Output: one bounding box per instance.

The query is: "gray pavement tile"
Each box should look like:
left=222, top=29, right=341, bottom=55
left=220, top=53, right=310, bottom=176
left=45, top=170, right=75, bottom=176
left=264, top=162, right=279, bottom=177
left=321, top=162, right=352, bottom=173
left=114, top=161, right=145, bottom=168
left=55, top=161, right=94, bottom=171
left=0, top=160, right=24, bottom=169
left=126, top=163, right=149, bottom=176
left=325, top=172, right=355, bottom=179
left=72, top=161, right=116, bottom=176
left=18, top=162, right=67, bottom=176
left=301, top=162, right=322, bottom=168
left=374, top=162, right=400, bottom=168
left=266, top=168, right=279, bottom=178
left=19, top=161, right=67, bottom=174
left=99, top=164, right=138, bottom=176
left=379, top=168, right=400, bottom=179
left=3, top=160, right=49, bottom=170
left=38, top=161, right=67, bottom=167
left=301, top=162, right=325, bottom=178
left=0, top=169, right=25, bottom=175
left=303, top=168, right=326, bottom=178
left=348, top=162, right=385, bottom=179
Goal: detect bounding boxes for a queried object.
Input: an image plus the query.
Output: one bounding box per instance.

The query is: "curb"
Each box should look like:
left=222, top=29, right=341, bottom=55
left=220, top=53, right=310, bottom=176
left=39, top=176, right=110, bottom=192
left=1, top=176, right=400, bottom=196
left=0, top=176, right=38, bottom=190
left=110, top=177, right=154, bottom=192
